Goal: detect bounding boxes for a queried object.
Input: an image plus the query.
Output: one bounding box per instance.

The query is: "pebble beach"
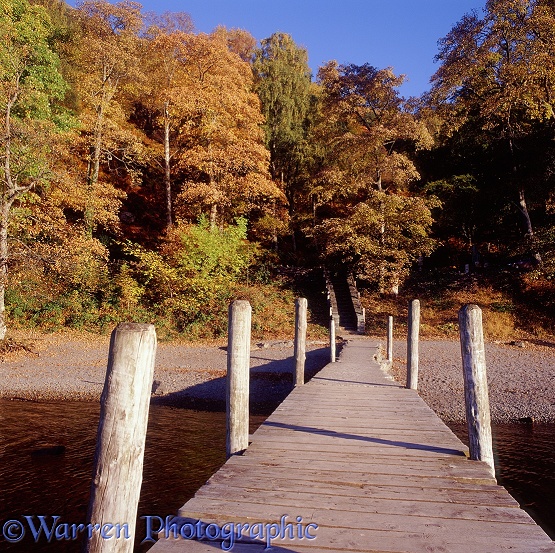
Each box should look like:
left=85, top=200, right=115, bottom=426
left=386, top=339, right=555, bottom=422
left=0, top=332, right=554, bottom=422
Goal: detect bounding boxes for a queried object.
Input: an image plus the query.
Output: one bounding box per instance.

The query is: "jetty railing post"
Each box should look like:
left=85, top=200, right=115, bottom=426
left=387, top=315, right=394, bottom=363
left=330, top=306, right=336, bottom=363
left=406, top=299, right=420, bottom=390
left=85, top=323, right=157, bottom=553
left=226, top=299, right=251, bottom=458
left=294, top=297, right=308, bottom=386
left=459, top=304, right=495, bottom=477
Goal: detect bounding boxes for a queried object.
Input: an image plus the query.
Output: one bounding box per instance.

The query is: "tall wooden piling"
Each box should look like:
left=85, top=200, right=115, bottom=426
left=85, top=323, right=157, bottom=553
left=406, top=300, right=420, bottom=390
left=226, top=300, right=251, bottom=458
left=459, top=304, right=495, bottom=477
left=294, top=297, right=308, bottom=386
left=330, top=307, right=336, bottom=363
left=387, top=315, right=394, bottom=363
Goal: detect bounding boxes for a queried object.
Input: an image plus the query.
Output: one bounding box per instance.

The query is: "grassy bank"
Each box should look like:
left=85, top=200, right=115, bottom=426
left=361, top=268, right=555, bottom=343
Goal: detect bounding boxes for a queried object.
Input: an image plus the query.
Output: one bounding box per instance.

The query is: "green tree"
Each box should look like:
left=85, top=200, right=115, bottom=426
left=253, top=32, right=312, bottom=237
left=0, top=0, right=68, bottom=338
left=128, top=216, right=257, bottom=333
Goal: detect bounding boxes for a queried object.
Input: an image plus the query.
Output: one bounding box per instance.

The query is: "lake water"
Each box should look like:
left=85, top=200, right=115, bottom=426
left=0, top=400, right=553, bottom=552
left=448, top=421, right=555, bottom=540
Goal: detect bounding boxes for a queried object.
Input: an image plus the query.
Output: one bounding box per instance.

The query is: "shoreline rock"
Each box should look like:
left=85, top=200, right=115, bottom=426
left=0, top=338, right=330, bottom=415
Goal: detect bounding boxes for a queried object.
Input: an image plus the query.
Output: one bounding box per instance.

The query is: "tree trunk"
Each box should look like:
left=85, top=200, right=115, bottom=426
left=518, top=187, right=542, bottom=264
left=210, top=203, right=217, bottom=229
left=377, top=174, right=386, bottom=294
left=518, top=186, right=534, bottom=238
left=85, top=99, right=105, bottom=235
left=164, top=101, right=172, bottom=229
left=509, top=138, right=536, bottom=241
left=0, top=96, right=16, bottom=341
left=390, top=274, right=399, bottom=296
left=0, top=204, right=9, bottom=341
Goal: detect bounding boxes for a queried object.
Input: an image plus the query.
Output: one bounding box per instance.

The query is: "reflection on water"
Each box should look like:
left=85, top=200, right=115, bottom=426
left=448, top=422, right=555, bottom=539
left=0, top=399, right=553, bottom=552
left=0, top=400, right=264, bottom=552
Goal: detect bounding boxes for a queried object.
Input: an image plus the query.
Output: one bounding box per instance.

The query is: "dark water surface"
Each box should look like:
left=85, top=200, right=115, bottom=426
left=448, top=421, right=555, bottom=540
left=0, top=400, right=265, bottom=552
left=0, top=399, right=553, bottom=552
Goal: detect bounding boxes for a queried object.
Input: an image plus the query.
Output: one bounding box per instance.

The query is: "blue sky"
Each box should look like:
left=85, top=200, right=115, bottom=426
left=67, top=0, right=487, bottom=98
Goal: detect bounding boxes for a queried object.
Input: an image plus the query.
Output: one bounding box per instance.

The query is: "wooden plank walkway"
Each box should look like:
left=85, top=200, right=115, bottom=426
left=148, top=339, right=555, bottom=553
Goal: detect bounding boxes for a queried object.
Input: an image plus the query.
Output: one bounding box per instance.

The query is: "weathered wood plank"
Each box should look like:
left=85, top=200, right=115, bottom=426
left=254, top=426, right=468, bottom=446
left=240, top=435, right=469, bottom=458
left=157, top=519, right=554, bottom=553
left=152, top=539, right=398, bottom=553
left=205, top=461, right=499, bottom=490
left=196, top=486, right=529, bottom=523
left=178, top=498, right=541, bottom=537
left=239, top=448, right=473, bottom=467
left=203, top=473, right=520, bottom=507
left=223, top=458, right=493, bottom=480
left=147, top=339, right=555, bottom=553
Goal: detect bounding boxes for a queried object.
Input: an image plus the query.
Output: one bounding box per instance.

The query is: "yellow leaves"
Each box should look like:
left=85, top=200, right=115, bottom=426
left=317, top=62, right=426, bottom=194
left=315, top=191, right=437, bottom=289
left=381, top=153, right=420, bottom=188
left=148, top=30, right=280, bottom=224
left=431, top=0, right=555, bottom=137
left=50, top=233, right=109, bottom=291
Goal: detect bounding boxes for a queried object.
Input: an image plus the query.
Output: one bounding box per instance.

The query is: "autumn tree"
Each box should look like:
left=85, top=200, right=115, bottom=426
left=171, top=31, right=285, bottom=231
left=429, top=0, right=555, bottom=250
left=315, top=193, right=437, bottom=292
left=218, top=26, right=257, bottom=62
left=142, top=12, right=193, bottom=229
left=0, top=0, right=68, bottom=338
left=312, top=62, right=435, bottom=293
left=72, top=0, right=144, bottom=234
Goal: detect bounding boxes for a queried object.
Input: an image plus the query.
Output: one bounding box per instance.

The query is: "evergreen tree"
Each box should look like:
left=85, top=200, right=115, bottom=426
left=253, top=33, right=312, bottom=226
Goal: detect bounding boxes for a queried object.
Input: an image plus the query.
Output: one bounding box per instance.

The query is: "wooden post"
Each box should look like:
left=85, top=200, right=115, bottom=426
left=85, top=323, right=157, bottom=553
left=406, top=300, right=420, bottom=390
left=459, top=304, right=495, bottom=477
left=387, top=315, right=393, bottom=363
left=226, top=299, right=251, bottom=458
left=330, top=307, right=336, bottom=363
left=294, top=297, right=308, bottom=386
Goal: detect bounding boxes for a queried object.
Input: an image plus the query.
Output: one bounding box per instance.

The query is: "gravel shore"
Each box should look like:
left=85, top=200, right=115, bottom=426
left=1, top=332, right=553, bottom=421
left=0, top=334, right=330, bottom=413
left=385, top=339, right=555, bottom=423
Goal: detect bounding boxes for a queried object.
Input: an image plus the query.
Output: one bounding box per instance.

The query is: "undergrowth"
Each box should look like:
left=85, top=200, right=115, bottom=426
left=361, top=268, right=555, bottom=342
left=5, top=270, right=329, bottom=342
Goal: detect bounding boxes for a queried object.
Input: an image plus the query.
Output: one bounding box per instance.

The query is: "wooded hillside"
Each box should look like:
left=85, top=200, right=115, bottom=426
left=2, top=0, right=555, bottom=339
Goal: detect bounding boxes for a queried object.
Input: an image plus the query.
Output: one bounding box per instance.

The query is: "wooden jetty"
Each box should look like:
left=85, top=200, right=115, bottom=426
left=148, top=338, right=555, bottom=553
